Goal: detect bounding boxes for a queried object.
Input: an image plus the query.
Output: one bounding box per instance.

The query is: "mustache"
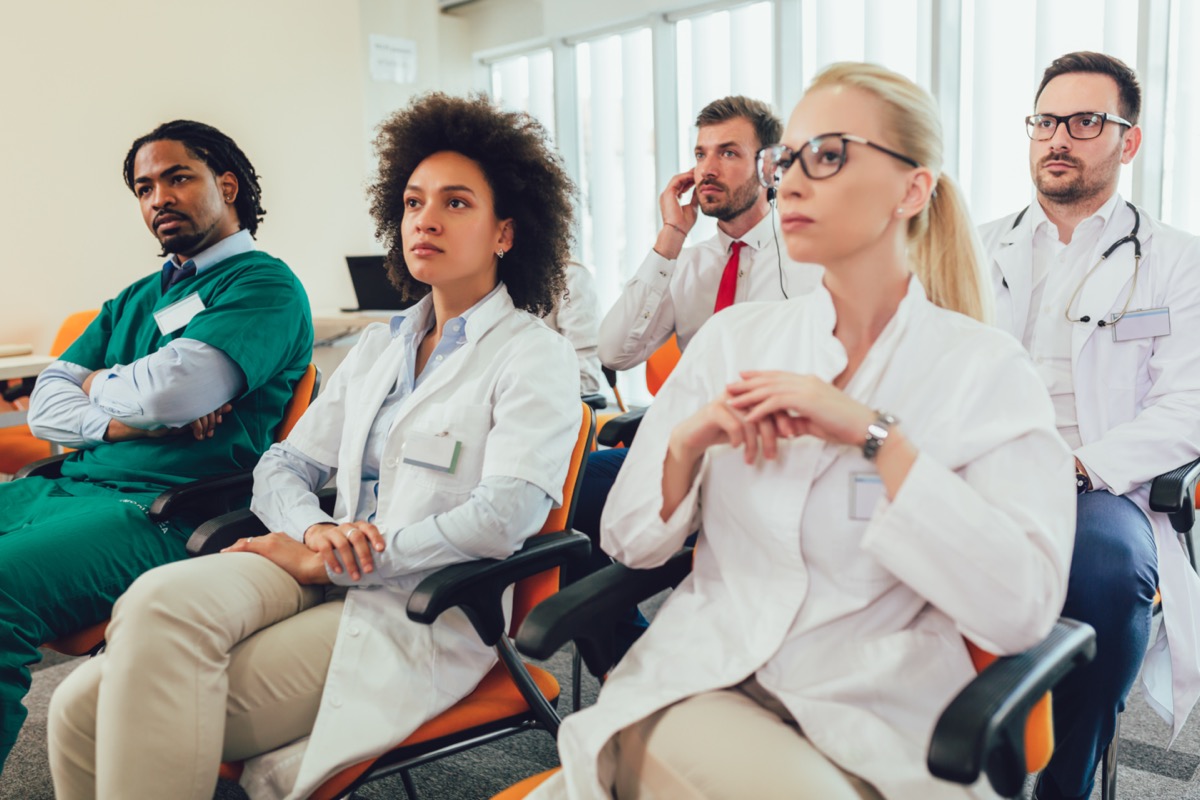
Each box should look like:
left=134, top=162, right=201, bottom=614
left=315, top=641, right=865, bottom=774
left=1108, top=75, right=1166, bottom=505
left=153, top=209, right=192, bottom=229
left=699, top=178, right=726, bottom=191
left=1040, top=154, right=1081, bottom=168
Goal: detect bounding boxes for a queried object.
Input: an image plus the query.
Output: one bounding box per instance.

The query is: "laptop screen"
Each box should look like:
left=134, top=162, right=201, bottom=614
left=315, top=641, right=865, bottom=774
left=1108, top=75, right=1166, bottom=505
left=345, top=256, right=418, bottom=311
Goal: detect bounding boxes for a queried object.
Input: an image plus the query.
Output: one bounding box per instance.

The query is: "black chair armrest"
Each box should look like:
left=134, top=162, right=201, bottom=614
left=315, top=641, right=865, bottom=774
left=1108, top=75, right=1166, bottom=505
left=927, top=618, right=1097, bottom=798
left=186, top=487, right=337, bottom=556
left=407, top=530, right=592, bottom=647
left=597, top=406, right=647, bottom=448
left=148, top=469, right=256, bottom=520
left=581, top=393, right=608, bottom=411
left=516, top=548, right=693, bottom=677
left=1149, top=457, right=1200, bottom=534
left=14, top=452, right=69, bottom=480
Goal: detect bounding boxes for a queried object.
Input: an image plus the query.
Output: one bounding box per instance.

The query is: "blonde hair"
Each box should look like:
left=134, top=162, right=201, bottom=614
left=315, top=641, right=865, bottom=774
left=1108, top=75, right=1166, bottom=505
left=807, top=63, right=991, bottom=323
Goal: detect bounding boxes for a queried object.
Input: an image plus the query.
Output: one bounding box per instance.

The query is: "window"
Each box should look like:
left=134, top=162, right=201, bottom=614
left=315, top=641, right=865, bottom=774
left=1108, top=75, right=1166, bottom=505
left=573, top=29, right=658, bottom=314
left=674, top=2, right=775, bottom=243
left=1161, top=0, right=1200, bottom=231
left=957, top=0, right=1138, bottom=224
left=489, top=49, right=556, bottom=142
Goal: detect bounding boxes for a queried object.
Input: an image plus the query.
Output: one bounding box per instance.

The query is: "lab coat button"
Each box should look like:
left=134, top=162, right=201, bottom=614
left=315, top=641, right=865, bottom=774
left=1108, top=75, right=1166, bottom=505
left=386, top=457, right=399, bottom=468
left=330, top=695, right=343, bottom=708
left=348, top=626, right=361, bottom=637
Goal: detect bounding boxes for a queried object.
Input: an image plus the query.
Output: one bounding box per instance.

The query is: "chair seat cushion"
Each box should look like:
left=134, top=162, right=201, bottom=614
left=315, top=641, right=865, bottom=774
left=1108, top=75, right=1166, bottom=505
left=219, top=659, right=561, bottom=796
left=44, top=621, right=108, bottom=657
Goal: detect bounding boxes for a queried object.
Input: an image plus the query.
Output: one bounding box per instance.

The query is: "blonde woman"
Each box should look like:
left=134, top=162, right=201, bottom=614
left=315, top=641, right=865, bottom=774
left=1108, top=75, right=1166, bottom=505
left=531, top=63, right=1075, bottom=800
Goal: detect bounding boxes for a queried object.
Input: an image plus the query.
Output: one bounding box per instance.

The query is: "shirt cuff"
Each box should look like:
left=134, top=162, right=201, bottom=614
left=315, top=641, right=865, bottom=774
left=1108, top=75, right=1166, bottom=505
left=286, top=508, right=339, bottom=544
left=80, top=405, right=114, bottom=444
left=634, top=250, right=676, bottom=290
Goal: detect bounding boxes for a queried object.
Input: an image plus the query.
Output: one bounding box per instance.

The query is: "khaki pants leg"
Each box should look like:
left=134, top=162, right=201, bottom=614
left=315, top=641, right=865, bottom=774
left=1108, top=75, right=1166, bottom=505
left=48, top=552, right=339, bottom=800
left=613, top=688, right=883, bottom=800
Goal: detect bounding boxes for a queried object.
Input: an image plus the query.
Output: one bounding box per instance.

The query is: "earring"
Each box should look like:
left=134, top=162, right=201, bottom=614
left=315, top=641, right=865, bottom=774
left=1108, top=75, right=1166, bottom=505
left=896, top=207, right=905, bottom=217
left=496, top=249, right=506, bottom=259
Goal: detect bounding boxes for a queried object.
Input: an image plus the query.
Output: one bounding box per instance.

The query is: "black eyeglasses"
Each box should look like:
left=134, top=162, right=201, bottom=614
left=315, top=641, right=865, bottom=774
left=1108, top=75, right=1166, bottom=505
left=756, top=134, right=921, bottom=189
left=1025, top=112, right=1132, bottom=141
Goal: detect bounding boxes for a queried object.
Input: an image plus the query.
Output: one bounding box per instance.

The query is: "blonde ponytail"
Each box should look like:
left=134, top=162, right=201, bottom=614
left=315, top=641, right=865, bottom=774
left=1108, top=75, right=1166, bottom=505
left=910, top=174, right=992, bottom=323
left=808, top=63, right=990, bottom=322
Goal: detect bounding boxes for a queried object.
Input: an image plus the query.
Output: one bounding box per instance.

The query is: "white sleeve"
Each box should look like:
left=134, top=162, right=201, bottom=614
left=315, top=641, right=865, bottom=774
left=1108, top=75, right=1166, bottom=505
left=597, top=249, right=682, bottom=370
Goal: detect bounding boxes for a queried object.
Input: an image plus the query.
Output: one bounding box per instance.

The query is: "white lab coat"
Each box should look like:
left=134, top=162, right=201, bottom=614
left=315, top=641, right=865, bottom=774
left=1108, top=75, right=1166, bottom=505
left=238, top=286, right=580, bottom=800
left=533, top=278, right=1075, bottom=800
left=980, top=200, right=1200, bottom=738
left=544, top=262, right=605, bottom=395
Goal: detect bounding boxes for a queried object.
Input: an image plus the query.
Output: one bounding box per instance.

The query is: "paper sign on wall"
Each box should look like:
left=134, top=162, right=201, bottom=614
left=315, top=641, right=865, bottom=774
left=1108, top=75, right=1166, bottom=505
left=369, top=35, right=418, bottom=84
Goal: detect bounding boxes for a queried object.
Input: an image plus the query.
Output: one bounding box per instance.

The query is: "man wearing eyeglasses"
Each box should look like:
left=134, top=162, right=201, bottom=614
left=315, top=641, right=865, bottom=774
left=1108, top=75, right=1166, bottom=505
left=979, top=51, right=1200, bottom=800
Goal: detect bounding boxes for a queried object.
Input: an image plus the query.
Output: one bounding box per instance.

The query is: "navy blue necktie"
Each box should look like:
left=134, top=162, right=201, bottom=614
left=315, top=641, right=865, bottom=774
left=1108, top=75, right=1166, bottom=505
left=163, top=262, right=197, bottom=292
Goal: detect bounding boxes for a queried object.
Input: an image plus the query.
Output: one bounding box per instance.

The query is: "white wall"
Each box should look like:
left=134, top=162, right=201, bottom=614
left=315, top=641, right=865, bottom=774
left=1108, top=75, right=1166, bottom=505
left=0, top=0, right=374, bottom=350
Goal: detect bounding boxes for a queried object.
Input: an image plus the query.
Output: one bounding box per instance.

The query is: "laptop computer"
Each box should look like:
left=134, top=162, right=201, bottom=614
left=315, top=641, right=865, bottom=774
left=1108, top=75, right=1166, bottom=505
left=341, top=255, right=417, bottom=312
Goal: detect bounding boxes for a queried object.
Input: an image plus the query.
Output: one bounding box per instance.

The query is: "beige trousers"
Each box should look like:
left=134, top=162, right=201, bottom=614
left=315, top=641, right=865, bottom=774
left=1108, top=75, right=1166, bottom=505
left=48, top=552, right=343, bottom=800
left=612, top=681, right=883, bottom=800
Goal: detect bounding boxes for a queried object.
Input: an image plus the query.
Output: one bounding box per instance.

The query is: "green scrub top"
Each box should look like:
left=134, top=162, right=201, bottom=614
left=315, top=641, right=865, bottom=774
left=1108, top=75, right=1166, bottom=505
left=57, top=249, right=313, bottom=488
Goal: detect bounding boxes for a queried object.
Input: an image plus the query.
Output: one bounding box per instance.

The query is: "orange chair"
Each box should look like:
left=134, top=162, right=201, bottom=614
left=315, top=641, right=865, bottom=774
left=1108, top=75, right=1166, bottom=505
left=0, top=310, right=100, bottom=474
left=596, top=336, right=682, bottom=449
left=509, top=549, right=1097, bottom=799
left=33, top=363, right=322, bottom=657
left=192, top=401, right=597, bottom=799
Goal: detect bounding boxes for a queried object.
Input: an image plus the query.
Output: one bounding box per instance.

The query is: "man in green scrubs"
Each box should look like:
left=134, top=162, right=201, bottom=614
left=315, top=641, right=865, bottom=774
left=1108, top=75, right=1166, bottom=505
left=0, top=120, right=313, bottom=773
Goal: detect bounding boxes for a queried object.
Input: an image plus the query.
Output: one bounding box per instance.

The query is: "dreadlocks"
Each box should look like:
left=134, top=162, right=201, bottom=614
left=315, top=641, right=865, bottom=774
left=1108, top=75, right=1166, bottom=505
left=123, top=120, right=266, bottom=237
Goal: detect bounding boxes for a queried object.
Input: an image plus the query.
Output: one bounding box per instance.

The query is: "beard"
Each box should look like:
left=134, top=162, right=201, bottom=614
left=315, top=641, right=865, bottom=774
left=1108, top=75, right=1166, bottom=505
left=699, top=172, right=762, bottom=222
left=1033, top=146, right=1122, bottom=206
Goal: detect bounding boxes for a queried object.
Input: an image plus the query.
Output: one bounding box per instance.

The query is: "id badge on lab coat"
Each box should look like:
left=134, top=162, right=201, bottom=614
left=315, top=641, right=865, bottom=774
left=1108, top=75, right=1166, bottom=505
left=403, top=431, right=463, bottom=474
left=1111, top=307, right=1170, bottom=342
left=850, top=473, right=885, bottom=520
left=153, top=292, right=206, bottom=335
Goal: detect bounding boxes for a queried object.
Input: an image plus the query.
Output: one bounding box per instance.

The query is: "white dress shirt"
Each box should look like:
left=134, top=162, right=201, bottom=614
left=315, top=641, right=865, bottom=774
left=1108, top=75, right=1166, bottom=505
left=597, top=211, right=822, bottom=369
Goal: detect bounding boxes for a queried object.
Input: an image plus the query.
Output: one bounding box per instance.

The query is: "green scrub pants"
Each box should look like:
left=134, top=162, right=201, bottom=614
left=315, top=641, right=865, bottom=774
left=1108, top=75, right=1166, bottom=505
left=0, top=475, right=190, bottom=773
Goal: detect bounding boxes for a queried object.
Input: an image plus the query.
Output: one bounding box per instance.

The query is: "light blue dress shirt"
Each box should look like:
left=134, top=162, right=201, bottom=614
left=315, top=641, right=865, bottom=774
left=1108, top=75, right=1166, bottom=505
left=252, top=285, right=553, bottom=585
left=27, top=231, right=254, bottom=447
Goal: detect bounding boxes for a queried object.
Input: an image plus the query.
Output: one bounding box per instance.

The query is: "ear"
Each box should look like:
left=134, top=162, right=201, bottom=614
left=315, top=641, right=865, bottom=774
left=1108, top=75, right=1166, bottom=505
left=899, top=168, right=935, bottom=219
left=1120, top=125, right=1142, bottom=165
left=217, top=171, right=239, bottom=204
left=498, top=219, right=515, bottom=251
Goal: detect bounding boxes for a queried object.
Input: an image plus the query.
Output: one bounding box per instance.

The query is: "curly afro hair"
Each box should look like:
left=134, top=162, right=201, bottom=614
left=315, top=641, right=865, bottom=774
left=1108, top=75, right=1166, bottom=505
left=368, top=93, right=576, bottom=317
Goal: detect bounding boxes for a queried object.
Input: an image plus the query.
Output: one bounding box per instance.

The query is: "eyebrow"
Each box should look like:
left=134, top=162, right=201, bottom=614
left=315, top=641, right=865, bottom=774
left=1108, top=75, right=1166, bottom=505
left=696, top=141, right=744, bottom=152
left=405, top=183, right=479, bottom=196
left=133, top=164, right=193, bottom=184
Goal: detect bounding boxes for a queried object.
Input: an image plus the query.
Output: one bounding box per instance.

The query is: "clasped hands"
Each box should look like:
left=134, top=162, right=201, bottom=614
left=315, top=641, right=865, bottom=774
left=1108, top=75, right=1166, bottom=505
left=222, top=521, right=387, bottom=586
left=669, top=370, right=877, bottom=466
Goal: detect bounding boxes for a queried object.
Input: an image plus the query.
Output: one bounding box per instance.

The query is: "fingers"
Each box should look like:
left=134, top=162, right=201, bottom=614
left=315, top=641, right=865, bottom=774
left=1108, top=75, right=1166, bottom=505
left=343, top=523, right=379, bottom=576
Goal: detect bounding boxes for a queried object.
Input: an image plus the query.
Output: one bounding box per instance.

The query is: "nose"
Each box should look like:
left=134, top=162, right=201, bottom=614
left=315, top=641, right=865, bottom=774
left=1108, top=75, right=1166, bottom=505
left=149, top=183, right=174, bottom=210
left=696, top=153, right=718, bottom=179
left=412, top=205, right=441, bottom=234
left=777, top=153, right=808, bottom=198
left=1047, top=120, right=1073, bottom=151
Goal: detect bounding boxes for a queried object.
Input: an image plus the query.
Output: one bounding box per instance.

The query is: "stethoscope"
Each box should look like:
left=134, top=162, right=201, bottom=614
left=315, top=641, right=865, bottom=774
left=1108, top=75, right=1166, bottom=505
left=1007, top=200, right=1143, bottom=328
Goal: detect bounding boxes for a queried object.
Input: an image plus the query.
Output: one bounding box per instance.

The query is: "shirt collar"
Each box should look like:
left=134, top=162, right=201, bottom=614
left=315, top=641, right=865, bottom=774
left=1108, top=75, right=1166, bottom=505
left=715, top=208, right=777, bottom=254
left=390, top=282, right=507, bottom=340
left=1029, top=190, right=1122, bottom=242
left=162, top=228, right=256, bottom=277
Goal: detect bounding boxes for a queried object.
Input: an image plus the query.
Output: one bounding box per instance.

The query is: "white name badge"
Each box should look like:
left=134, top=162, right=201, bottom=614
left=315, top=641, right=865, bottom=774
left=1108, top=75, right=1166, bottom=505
left=402, top=431, right=462, bottom=474
left=153, top=292, right=207, bottom=336
left=850, top=473, right=885, bottom=520
left=1111, top=307, right=1170, bottom=342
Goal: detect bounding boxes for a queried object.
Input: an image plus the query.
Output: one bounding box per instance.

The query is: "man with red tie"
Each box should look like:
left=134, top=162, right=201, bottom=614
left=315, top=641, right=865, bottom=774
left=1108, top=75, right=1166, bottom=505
left=580, top=97, right=821, bottom=654
left=598, top=95, right=820, bottom=366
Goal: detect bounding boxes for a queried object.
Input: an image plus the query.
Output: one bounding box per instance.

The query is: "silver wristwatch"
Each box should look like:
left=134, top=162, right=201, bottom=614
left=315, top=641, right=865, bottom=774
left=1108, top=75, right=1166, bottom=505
left=862, top=411, right=898, bottom=461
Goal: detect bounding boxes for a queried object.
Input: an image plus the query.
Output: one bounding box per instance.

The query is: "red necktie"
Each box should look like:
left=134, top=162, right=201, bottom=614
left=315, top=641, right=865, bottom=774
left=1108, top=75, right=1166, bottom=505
left=713, top=241, right=746, bottom=313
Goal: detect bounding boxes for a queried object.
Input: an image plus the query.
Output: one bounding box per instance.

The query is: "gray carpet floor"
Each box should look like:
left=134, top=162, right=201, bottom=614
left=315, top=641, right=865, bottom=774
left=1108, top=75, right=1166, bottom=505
left=5, top=611, right=1200, bottom=799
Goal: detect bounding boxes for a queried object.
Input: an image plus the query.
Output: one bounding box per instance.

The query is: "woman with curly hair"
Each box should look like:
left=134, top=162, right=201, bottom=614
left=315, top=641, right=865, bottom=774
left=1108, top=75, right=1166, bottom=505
left=47, top=93, right=582, bottom=800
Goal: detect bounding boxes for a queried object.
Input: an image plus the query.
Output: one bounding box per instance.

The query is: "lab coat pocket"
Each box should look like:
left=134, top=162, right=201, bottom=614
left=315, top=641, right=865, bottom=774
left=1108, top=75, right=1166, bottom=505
left=401, top=403, right=492, bottom=495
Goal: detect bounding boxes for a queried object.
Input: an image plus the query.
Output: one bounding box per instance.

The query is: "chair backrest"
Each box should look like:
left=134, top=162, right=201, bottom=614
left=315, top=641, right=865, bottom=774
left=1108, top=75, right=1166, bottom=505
left=510, top=401, right=596, bottom=636
left=49, top=310, right=101, bottom=356
left=275, top=364, right=321, bottom=442
left=964, top=640, right=1054, bottom=772
left=645, top=335, right=682, bottom=396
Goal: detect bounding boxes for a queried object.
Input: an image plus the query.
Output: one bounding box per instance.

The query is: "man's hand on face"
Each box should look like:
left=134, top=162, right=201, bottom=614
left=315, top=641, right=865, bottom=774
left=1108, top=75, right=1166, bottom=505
left=654, top=171, right=702, bottom=260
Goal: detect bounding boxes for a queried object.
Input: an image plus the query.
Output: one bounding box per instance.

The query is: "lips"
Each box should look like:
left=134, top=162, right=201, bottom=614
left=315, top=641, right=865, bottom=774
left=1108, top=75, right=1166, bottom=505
left=154, top=212, right=189, bottom=231
left=410, top=242, right=444, bottom=256
left=779, top=213, right=814, bottom=232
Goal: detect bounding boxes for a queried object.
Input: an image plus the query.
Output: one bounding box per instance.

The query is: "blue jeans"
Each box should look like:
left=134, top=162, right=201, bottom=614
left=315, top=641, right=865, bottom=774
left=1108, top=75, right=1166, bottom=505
left=1037, top=490, right=1158, bottom=800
